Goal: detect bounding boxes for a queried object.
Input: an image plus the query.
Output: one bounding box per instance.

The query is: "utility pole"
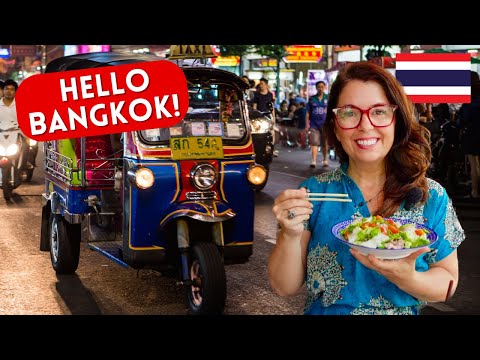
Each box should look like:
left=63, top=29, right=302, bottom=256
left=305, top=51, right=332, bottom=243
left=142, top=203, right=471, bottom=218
left=327, top=45, right=333, bottom=69
left=41, top=45, right=47, bottom=73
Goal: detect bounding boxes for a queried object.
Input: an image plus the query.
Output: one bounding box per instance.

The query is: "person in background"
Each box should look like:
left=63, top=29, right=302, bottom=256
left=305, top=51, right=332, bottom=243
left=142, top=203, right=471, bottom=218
left=0, top=79, right=30, bottom=172
left=0, top=80, right=4, bottom=99
left=288, top=92, right=297, bottom=108
left=457, top=72, right=480, bottom=199
left=306, top=81, right=329, bottom=168
left=277, top=100, right=289, bottom=117
left=429, top=103, right=450, bottom=145
left=268, top=61, right=464, bottom=315
left=276, top=101, right=295, bottom=147
left=293, top=102, right=307, bottom=149
left=0, top=79, right=19, bottom=130
left=241, top=76, right=256, bottom=106
left=415, top=103, right=438, bottom=145
left=252, top=78, right=275, bottom=112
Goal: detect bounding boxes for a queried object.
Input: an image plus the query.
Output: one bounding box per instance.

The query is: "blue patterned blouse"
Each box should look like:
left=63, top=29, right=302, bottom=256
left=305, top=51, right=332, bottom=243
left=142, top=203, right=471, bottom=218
left=298, top=163, right=465, bottom=315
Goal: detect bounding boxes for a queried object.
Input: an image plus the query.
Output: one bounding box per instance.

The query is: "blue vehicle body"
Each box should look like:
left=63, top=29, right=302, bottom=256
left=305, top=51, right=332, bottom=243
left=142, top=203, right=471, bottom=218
left=39, top=51, right=266, bottom=314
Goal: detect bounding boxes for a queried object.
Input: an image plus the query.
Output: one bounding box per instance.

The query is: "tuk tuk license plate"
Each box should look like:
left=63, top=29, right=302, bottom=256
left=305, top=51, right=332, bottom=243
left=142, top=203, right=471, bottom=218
left=170, top=136, right=224, bottom=160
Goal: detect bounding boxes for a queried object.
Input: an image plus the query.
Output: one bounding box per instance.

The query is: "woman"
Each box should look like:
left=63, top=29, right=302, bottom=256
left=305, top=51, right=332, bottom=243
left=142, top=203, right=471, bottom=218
left=268, top=62, right=465, bottom=315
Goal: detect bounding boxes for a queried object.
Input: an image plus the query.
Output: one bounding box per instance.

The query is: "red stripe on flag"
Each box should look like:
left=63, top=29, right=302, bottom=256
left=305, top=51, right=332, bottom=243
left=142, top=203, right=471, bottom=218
left=408, top=95, right=471, bottom=103
left=396, top=53, right=471, bottom=62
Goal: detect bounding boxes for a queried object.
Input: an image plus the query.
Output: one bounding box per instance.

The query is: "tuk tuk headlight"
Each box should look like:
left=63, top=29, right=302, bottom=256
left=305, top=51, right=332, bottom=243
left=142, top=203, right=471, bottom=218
left=127, top=166, right=155, bottom=189
left=191, top=163, right=216, bottom=190
left=6, top=144, right=18, bottom=156
left=250, top=118, right=271, bottom=134
left=247, top=164, right=267, bottom=185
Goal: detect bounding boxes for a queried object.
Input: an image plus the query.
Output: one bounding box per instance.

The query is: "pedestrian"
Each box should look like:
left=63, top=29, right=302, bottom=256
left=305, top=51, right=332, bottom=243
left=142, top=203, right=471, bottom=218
left=292, top=102, right=307, bottom=149
left=252, top=78, right=275, bottom=113
left=242, top=76, right=256, bottom=106
left=306, top=81, right=329, bottom=168
left=269, top=61, right=465, bottom=315
left=0, top=79, right=19, bottom=130
left=457, top=73, right=480, bottom=198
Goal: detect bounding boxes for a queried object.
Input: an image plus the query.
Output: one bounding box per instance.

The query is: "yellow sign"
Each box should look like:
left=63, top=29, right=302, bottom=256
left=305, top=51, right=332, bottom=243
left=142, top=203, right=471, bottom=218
left=211, top=56, right=240, bottom=66
left=256, top=58, right=277, bottom=67
left=284, top=45, right=323, bottom=63
left=168, top=45, right=216, bottom=59
left=170, top=136, right=224, bottom=160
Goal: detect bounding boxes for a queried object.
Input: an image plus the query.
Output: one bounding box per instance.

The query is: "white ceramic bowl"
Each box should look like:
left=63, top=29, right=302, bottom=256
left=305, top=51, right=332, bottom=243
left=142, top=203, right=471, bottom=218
left=331, top=218, right=438, bottom=260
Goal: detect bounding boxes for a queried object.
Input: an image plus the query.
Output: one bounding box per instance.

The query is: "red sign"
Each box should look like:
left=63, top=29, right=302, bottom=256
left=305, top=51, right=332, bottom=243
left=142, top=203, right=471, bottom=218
left=10, top=45, right=37, bottom=57
left=16, top=60, right=189, bottom=141
left=285, top=45, right=323, bottom=63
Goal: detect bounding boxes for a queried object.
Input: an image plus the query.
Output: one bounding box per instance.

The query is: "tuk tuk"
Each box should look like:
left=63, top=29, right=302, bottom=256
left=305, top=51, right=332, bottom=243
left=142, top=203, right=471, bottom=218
left=39, top=51, right=267, bottom=314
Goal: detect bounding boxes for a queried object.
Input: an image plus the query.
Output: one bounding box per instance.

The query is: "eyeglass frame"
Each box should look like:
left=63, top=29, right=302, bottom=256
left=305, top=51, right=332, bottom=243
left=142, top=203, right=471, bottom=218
left=332, top=104, right=398, bottom=130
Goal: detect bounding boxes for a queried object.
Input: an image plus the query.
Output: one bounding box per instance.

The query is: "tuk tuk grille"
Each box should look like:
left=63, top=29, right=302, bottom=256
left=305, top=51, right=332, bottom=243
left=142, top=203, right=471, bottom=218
left=186, top=191, right=216, bottom=200
left=45, top=147, right=74, bottom=183
left=45, top=146, right=116, bottom=186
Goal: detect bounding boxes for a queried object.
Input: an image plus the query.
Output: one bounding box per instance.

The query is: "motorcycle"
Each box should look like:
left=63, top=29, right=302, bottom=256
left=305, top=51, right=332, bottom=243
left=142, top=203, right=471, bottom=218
left=0, top=127, right=25, bottom=201
left=21, top=137, right=38, bottom=182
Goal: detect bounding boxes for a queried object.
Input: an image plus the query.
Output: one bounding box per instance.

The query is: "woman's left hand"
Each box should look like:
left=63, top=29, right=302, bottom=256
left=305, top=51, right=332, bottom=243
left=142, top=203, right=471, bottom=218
left=350, top=248, right=430, bottom=285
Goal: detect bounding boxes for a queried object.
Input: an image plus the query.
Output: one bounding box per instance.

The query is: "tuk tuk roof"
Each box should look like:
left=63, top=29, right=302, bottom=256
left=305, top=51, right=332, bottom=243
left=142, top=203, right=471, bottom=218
left=45, top=52, right=249, bottom=91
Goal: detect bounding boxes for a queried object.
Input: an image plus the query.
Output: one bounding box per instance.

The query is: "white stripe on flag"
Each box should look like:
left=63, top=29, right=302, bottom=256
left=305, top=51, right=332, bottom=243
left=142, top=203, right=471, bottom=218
left=403, top=86, right=471, bottom=95
left=396, top=61, right=471, bottom=70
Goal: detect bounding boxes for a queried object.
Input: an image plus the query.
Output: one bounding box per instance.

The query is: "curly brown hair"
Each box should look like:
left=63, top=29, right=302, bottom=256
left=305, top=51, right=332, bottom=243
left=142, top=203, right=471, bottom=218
left=324, top=62, right=431, bottom=217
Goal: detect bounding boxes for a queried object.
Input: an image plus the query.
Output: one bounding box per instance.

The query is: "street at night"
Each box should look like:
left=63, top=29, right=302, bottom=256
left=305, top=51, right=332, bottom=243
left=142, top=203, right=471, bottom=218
left=1, top=144, right=478, bottom=315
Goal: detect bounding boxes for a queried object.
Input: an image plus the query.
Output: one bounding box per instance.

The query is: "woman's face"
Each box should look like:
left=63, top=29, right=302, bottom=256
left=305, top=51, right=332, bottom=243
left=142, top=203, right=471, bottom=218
left=334, top=80, right=395, bottom=167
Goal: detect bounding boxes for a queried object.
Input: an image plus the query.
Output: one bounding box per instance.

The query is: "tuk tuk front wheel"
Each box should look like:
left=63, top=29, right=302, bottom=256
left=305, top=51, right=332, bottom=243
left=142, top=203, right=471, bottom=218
left=49, top=213, right=81, bottom=274
left=187, top=242, right=226, bottom=315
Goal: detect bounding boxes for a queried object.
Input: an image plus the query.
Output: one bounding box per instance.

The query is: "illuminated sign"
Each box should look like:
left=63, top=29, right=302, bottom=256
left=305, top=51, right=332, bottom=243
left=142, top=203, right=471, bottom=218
left=10, top=45, right=37, bottom=57
left=0, top=48, right=10, bottom=58
left=169, top=45, right=215, bottom=59
left=211, top=56, right=240, bottom=66
left=285, top=45, right=323, bottom=63
left=64, top=45, right=111, bottom=56
left=252, top=58, right=278, bottom=69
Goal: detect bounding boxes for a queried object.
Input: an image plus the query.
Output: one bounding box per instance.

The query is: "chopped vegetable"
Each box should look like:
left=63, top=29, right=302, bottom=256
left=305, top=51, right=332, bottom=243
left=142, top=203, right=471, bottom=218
left=339, top=216, right=430, bottom=249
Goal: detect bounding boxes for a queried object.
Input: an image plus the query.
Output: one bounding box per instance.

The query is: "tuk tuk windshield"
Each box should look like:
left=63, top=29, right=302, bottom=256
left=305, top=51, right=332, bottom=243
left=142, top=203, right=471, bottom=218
left=139, top=84, right=248, bottom=145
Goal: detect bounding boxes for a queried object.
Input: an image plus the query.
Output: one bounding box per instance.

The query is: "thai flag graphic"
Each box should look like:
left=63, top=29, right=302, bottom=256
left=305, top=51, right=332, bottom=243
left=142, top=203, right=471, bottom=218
left=395, top=53, right=471, bottom=103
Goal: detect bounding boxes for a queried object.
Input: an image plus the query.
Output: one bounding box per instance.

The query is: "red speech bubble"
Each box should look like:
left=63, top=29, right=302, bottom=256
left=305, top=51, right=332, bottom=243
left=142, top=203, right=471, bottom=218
left=16, top=60, right=189, bottom=141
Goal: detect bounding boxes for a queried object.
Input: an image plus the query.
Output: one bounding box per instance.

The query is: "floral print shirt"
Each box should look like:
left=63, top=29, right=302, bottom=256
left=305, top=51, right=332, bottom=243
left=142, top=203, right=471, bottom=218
left=299, top=163, right=465, bottom=315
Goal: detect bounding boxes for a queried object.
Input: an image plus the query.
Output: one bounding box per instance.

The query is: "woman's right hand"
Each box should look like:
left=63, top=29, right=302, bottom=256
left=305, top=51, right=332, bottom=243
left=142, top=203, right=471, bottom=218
left=272, top=187, right=313, bottom=237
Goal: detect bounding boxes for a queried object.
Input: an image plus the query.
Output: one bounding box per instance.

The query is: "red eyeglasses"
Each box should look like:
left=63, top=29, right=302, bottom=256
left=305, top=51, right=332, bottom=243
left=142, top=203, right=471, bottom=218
left=332, top=104, right=398, bottom=129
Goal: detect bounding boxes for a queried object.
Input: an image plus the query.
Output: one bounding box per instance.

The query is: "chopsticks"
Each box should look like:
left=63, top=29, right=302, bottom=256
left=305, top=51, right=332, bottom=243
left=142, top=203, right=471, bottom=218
left=445, top=280, right=454, bottom=302
left=306, top=193, right=352, bottom=202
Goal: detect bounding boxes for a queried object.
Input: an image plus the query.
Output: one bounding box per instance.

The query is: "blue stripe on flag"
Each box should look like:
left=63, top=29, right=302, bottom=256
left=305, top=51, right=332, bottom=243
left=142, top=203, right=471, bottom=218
left=396, top=70, right=470, bottom=87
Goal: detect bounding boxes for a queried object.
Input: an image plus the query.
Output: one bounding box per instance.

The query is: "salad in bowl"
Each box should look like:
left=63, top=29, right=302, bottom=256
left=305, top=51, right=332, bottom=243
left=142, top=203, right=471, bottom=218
left=332, top=215, right=438, bottom=259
